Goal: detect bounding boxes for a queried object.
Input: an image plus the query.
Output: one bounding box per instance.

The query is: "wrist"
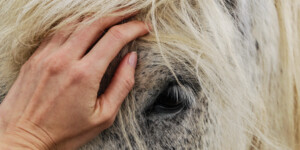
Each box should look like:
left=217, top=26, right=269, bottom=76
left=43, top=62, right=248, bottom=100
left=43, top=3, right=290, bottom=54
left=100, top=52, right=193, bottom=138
left=0, top=133, right=38, bottom=150
left=0, top=120, right=56, bottom=150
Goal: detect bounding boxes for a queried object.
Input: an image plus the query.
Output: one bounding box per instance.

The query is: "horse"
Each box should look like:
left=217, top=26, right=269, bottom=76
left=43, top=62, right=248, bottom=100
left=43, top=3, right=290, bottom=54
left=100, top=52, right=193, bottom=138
left=0, top=0, right=299, bottom=149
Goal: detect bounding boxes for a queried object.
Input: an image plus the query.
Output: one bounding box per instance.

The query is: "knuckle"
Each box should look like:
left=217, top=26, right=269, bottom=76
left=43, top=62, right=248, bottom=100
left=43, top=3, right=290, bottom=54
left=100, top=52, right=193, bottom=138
left=108, top=26, right=127, bottom=43
left=44, top=54, right=67, bottom=73
left=122, top=76, right=135, bottom=91
left=70, top=67, right=90, bottom=81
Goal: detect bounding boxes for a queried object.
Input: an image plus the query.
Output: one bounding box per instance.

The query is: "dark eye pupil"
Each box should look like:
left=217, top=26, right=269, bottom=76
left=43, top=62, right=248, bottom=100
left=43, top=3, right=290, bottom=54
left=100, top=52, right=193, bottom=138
left=156, top=88, right=182, bottom=108
left=145, top=85, right=187, bottom=116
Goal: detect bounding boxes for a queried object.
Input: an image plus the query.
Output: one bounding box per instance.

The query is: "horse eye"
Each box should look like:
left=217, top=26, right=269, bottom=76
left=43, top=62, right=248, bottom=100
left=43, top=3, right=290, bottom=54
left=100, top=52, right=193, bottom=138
left=145, top=84, right=191, bottom=116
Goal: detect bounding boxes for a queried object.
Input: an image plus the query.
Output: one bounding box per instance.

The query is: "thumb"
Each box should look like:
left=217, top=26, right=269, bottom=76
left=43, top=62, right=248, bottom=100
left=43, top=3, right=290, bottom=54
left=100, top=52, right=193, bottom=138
left=95, top=52, right=137, bottom=125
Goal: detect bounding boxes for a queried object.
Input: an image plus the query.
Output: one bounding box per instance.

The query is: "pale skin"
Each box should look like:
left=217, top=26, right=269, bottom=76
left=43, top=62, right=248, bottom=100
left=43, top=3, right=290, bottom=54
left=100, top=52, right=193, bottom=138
left=0, top=12, right=149, bottom=150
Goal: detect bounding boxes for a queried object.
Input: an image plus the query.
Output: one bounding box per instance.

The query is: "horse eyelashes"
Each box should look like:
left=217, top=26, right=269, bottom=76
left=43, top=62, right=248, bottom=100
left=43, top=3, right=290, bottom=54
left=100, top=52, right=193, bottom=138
left=144, top=83, right=194, bottom=117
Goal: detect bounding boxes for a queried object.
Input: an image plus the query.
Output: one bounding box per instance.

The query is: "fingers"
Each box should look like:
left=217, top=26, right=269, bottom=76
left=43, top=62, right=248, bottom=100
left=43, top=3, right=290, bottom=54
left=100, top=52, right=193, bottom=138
left=83, top=21, right=148, bottom=77
left=31, top=13, right=148, bottom=64
left=93, top=52, right=137, bottom=124
left=31, top=19, right=80, bottom=59
left=63, top=11, right=138, bottom=59
left=49, top=21, right=79, bottom=47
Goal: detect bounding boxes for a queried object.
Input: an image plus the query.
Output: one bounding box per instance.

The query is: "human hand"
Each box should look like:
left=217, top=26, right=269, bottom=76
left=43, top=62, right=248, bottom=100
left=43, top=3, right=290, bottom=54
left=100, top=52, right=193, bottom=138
left=0, top=13, right=149, bottom=150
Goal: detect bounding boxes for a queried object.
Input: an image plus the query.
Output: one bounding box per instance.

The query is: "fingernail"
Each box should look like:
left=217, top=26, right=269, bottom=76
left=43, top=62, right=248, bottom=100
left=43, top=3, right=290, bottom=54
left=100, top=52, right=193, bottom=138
left=128, top=52, right=137, bottom=68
